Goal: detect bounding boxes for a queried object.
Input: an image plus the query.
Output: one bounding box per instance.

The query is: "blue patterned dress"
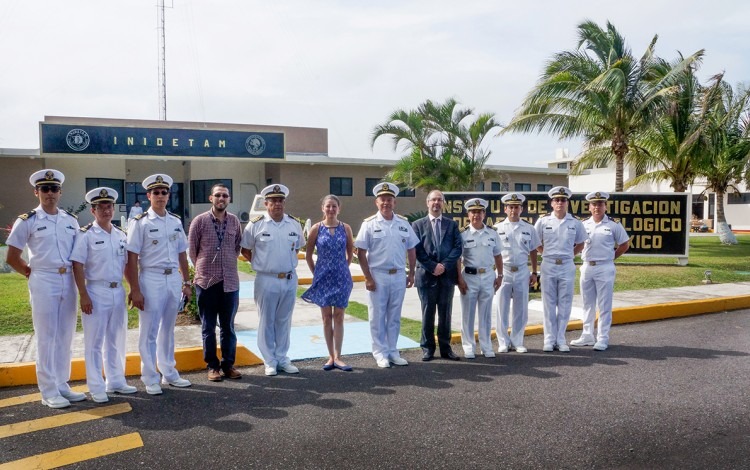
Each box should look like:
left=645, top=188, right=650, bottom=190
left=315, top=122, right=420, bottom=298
left=302, top=223, right=353, bottom=308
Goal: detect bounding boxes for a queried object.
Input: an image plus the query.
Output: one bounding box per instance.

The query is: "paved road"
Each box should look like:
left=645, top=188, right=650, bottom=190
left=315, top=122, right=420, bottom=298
left=1, top=310, right=749, bottom=469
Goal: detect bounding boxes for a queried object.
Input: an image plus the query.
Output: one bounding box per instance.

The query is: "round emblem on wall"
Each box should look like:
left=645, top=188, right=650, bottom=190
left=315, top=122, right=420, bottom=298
left=245, top=135, right=266, bottom=155
left=66, top=128, right=90, bottom=152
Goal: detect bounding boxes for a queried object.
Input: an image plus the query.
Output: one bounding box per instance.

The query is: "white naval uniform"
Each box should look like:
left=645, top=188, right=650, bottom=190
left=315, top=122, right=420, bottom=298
left=534, top=213, right=586, bottom=348
left=6, top=206, right=79, bottom=400
left=70, top=222, right=129, bottom=394
left=580, top=215, right=629, bottom=345
left=494, top=218, right=541, bottom=350
left=459, top=225, right=502, bottom=356
left=354, top=212, right=419, bottom=362
left=241, top=213, right=303, bottom=368
left=127, top=208, right=187, bottom=385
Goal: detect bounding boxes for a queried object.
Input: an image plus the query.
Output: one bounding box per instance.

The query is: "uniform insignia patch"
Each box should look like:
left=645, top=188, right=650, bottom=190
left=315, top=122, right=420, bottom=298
left=80, top=223, right=93, bottom=232
left=18, top=210, right=36, bottom=221
left=250, top=215, right=264, bottom=223
left=364, top=214, right=376, bottom=222
left=168, top=211, right=181, bottom=220
left=134, top=213, right=145, bottom=220
left=61, top=209, right=78, bottom=219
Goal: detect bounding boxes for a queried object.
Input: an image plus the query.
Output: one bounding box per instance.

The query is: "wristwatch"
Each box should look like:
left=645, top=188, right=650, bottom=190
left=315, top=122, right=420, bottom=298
left=182, top=281, right=192, bottom=287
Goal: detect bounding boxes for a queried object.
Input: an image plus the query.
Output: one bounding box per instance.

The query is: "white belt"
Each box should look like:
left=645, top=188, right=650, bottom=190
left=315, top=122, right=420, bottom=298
left=33, top=267, right=73, bottom=274
left=86, top=280, right=122, bottom=288
left=372, top=268, right=402, bottom=275
left=586, top=260, right=613, bottom=266
left=142, top=267, right=178, bottom=275
left=542, top=258, right=571, bottom=265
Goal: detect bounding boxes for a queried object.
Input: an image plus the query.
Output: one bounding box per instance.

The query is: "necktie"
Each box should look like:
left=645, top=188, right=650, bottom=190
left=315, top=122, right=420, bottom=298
left=433, top=218, right=441, bottom=246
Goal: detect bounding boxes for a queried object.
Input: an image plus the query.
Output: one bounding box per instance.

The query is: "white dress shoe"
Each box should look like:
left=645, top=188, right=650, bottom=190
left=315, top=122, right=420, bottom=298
left=593, top=341, right=608, bottom=351
left=162, top=377, right=192, bottom=388
left=542, top=344, right=554, bottom=352
left=464, top=352, right=476, bottom=359
left=60, top=390, right=87, bottom=402
left=41, top=396, right=71, bottom=409
left=279, top=363, right=300, bottom=374
left=558, top=344, right=570, bottom=352
left=106, top=384, right=138, bottom=394
left=91, top=392, right=109, bottom=403
left=264, top=366, right=278, bottom=376
left=484, top=352, right=496, bottom=358
left=515, top=346, right=528, bottom=354
left=376, top=358, right=391, bottom=368
left=389, top=356, right=408, bottom=366
left=498, top=345, right=509, bottom=353
left=571, top=336, right=596, bottom=347
left=145, top=383, right=163, bottom=395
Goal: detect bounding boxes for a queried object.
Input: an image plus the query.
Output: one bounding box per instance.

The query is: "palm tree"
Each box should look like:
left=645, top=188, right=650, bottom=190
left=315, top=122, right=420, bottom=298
left=371, top=98, right=501, bottom=191
left=502, top=20, right=702, bottom=191
left=694, top=74, right=750, bottom=245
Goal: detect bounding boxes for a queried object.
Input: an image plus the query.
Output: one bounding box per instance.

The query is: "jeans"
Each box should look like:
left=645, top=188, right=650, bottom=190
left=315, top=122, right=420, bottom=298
left=195, top=282, right=239, bottom=371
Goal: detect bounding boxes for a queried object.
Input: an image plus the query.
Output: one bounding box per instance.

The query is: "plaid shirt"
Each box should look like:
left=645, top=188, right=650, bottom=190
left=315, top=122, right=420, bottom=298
left=188, top=210, right=242, bottom=291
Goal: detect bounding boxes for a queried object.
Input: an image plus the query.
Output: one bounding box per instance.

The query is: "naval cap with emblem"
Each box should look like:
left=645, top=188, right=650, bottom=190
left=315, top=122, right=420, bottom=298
left=261, top=184, right=289, bottom=199
left=586, top=191, right=609, bottom=202
left=29, top=169, right=65, bottom=187
left=465, top=198, right=488, bottom=211
left=85, top=187, right=118, bottom=205
left=501, top=192, right=525, bottom=205
left=142, top=174, right=173, bottom=190
left=548, top=186, right=572, bottom=199
left=373, top=182, right=399, bottom=198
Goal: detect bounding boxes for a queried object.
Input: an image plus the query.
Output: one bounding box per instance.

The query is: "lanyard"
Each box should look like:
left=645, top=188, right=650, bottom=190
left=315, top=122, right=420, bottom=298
left=211, top=214, right=228, bottom=251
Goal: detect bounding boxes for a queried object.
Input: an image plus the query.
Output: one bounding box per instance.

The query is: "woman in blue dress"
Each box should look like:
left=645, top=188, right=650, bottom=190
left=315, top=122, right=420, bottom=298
left=302, top=195, right=354, bottom=371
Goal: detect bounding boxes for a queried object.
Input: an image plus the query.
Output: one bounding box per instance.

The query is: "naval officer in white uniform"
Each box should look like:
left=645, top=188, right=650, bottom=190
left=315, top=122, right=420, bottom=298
left=71, top=187, right=137, bottom=403
left=534, top=186, right=586, bottom=352
left=571, top=191, right=630, bottom=351
left=126, top=174, right=192, bottom=395
left=6, top=169, right=83, bottom=408
left=240, top=184, right=304, bottom=377
left=457, top=198, right=503, bottom=358
left=355, top=182, right=419, bottom=368
left=494, top=192, right=541, bottom=354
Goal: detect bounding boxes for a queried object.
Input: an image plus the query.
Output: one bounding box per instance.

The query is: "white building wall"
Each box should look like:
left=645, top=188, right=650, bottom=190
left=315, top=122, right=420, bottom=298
left=188, top=160, right=264, bottom=224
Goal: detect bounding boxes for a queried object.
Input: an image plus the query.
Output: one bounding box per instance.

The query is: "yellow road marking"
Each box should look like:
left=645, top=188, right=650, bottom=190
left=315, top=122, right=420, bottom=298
left=0, top=385, right=88, bottom=409
left=0, top=432, right=143, bottom=469
left=0, top=402, right=131, bottom=439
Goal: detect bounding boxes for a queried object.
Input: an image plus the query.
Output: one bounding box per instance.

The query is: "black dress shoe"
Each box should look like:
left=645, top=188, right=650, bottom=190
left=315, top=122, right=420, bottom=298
left=422, top=351, right=434, bottom=362
left=441, top=351, right=460, bottom=361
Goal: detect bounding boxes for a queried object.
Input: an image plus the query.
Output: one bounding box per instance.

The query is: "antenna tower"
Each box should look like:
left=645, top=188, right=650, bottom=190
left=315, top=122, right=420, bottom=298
left=157, top=0, right=167, bottom=120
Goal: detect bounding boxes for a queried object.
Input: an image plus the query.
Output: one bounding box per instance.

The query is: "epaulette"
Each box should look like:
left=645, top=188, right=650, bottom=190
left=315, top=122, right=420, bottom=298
left=114, top=224, right=126, bottom=232
left=364, top=214, right=376, bottom=222
left=168, top=211, right=181, bottom=220
left=17, top=210, right=36, bottom=221
left=79, top=223, right=93, bottom=232
left=288, top=214, right=305, bottom=226
left=249, top=214, right=264, bottom=223
left=396, top=214, right=408, bottom=220
left=459, top=224, right=470, bottom=233
left=133, top=213, right=145, bottom=220
left=61, top=209, right=78, bottom=219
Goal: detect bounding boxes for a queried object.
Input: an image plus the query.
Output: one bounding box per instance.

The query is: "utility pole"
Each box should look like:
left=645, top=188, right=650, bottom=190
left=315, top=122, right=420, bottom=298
left=157, top=0, right=167, bottom=120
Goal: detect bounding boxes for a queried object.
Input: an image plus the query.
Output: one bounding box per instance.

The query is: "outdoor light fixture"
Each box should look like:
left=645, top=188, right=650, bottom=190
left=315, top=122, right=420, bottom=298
left=703, top=270, right=713, bottom=284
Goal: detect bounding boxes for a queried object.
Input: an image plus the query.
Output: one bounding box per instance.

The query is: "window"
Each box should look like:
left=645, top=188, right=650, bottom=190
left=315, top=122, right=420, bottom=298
left=557, top=162, right=568, bottom=169
left=330, top=177, right=353, bottom=196
left=491, top=182, right=509, bottom=191
left=474, top=182, right=485, bottom=191
left=515, top=183, right=531, bottom=191
left=191, top=179, right=232, bottom=204
left=727, top=192, right=750, bottom=204
left=399, top=186, right=415, bottom=197
left=537, top=184, right=553, bottom=192
left=86, top=178, right=124, bottom=195
left=365, top=178, right=381, bottom=196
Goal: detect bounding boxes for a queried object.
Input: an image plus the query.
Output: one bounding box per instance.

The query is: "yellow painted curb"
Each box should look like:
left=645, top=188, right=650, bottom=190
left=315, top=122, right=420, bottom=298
left=298, top=275, right=366, bottom=286
left=0, top=345, right=263, bottom=388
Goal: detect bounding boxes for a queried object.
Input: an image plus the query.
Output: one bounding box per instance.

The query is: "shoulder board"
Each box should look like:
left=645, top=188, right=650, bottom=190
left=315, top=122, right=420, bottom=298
left=79, top=222, right=93, bottom=232
left=537, top=213, right=547, bottom=218
left=364, top=214, right=376, bottom=222
left=396, top=214, right=408, bottom=221
left=17, top=210, right=36, bottom=221
left=287, top=215, right=304, bottom=225
left=61, top=209, right=78, bottom=219
left=168, top=211, right=181, bottom=220
left=114, top=224, right=126, bottom=232
left=250, top=215, right=264, bottom=223
left=133, top=213, right=145, bottom=220
left=459, top=224, right=470, bottom=233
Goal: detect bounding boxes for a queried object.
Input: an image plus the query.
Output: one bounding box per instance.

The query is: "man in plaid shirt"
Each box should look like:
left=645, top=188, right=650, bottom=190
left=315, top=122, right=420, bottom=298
left=188, top=183, right=243, bottom=382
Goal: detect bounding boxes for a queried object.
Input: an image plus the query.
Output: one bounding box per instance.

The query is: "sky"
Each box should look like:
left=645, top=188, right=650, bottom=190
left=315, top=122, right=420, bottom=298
left=1, top=0, right=748, bottom=167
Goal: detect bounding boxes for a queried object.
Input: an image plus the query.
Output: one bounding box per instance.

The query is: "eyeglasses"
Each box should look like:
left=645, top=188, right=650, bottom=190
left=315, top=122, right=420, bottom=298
left=38, top=185, right=60, bottom=193
left=213, top=193, right=230, bottom=198
left=151, top=190, right=170, bottom=196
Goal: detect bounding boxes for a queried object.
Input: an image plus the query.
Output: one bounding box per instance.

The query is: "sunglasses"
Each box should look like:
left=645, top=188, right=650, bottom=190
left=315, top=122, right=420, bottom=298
left=150, top=190, right=170, bottom=196
left=38, top=185, right=60, bottom=193
left=213, top=193, right=230, bottom=198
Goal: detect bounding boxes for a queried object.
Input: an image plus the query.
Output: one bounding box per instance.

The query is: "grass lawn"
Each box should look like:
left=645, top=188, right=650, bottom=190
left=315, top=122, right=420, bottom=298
left=1, top=235, right=748, bottom=337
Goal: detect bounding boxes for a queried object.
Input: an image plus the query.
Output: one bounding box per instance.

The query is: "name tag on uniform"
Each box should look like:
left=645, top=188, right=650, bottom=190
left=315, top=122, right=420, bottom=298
left=149, top=229, right=159, bottom=233
left=567, top=226, right=576, bottom=231
left=262, top=233, right=271, bottom=237
left=95, top=240, right=104, bottom=245
left=288, top=232, right=297, bottom=237
left=37, top=226, right=47, bottom=231
left=522, top=231, right=530, bottom=235
left=544, top=226, right=553, bottom=231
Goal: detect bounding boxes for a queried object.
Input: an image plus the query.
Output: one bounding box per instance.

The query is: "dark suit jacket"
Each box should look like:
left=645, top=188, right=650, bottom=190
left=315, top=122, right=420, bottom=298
left=412, top=215, right=462, bottom=288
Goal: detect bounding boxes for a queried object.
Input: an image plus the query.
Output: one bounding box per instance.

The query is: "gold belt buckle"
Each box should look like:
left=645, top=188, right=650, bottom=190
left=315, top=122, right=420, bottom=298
left=164, top=268, right=173, bottom=275
left=478, top=268, right=487, bottom=274
left=109, top=282, right=118, bottom=288
left=58, top=267, right=67, bottom=274
left=555, top=259, right=563, bottom=265
left=510, top=266, right=519, bottom=272
left=589, top=261, right=597, bottom=266
left=277, top=273, right=286, bottom=279
left=388, top=268, right=398, bottom=274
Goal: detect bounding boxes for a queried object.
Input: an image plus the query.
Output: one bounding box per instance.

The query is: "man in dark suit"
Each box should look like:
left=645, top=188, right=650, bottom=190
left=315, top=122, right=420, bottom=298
left=412, top=190, right=463, bottom=361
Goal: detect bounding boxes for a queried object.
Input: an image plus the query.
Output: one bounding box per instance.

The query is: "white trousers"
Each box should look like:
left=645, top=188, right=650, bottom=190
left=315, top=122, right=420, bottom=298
left=254, top=273, right=297, bottom=368
left=138, top=271, right=181, bottom=385
left=28, top=271, right=77, bottom=400
left=541, top=260, right=576, bottom=347
left=367, top=270, right=406, bottom=362
left=580, top=262, right=616, bottom=344
left=460, top=271, right=494, bottom=355
left=495, top=268, right=531, bottom=349
left=82, top=283, right=128, bottom=394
